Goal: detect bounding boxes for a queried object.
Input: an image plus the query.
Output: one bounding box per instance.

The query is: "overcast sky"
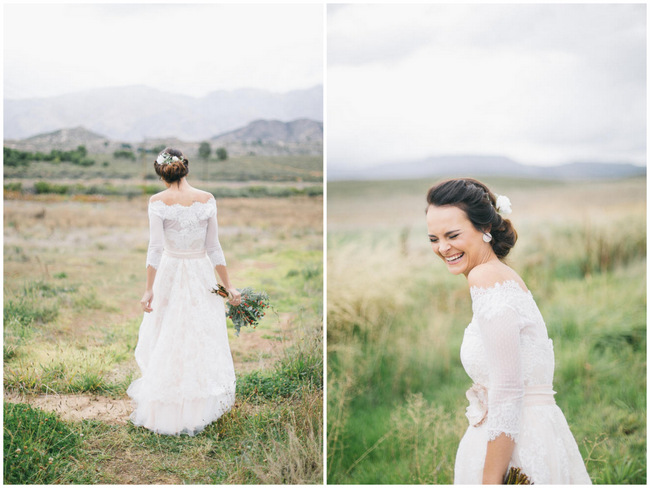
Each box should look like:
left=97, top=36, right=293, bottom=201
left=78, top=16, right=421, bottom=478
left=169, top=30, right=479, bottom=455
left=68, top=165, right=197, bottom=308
left=328, top=3, right=646, bottom=167
left=4, top=3, right=323, bottom=99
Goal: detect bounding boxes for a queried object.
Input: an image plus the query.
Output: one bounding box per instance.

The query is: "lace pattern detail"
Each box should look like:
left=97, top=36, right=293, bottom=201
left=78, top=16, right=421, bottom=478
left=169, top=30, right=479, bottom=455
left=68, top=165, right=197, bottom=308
left=145, top=198, right=226, bottom=268
left=129, top=225, right=236, bottom=435
left=455, top=283, right=591, bottom=483
left=460, top=280, right=556, bottom=443
left=487, top=402, right=522, bottom=442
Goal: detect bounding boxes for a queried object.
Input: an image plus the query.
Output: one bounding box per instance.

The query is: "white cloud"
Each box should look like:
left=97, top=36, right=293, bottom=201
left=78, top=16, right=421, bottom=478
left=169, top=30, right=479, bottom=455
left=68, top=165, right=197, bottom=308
left=4, top=3, right=323, bottom=99
left=328, top=3, right=646, bottom=167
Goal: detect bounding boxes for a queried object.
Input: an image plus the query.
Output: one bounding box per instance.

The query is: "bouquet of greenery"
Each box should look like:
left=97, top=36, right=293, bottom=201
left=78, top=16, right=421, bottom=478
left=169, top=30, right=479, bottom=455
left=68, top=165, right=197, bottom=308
left=503, top=467, right=533, bottom=484
left=211, top=284, right=270, bottom=336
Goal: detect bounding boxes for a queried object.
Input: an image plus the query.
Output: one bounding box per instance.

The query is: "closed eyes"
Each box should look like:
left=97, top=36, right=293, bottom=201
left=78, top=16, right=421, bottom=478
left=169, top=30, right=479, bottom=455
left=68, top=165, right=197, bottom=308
left=428, top=233, right=459, bottom=243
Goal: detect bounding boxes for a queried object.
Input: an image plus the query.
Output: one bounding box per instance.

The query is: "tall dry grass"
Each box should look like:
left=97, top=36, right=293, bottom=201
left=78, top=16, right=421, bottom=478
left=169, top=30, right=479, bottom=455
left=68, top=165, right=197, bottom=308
left=327, top=177, right=646, bottom=484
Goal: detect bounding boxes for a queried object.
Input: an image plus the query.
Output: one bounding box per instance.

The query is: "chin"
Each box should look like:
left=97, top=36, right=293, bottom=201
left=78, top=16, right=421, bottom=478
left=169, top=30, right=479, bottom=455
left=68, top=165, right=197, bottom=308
left=447, top=266, right=465, bottom=276
left=440, top=259, right=466, bottom=275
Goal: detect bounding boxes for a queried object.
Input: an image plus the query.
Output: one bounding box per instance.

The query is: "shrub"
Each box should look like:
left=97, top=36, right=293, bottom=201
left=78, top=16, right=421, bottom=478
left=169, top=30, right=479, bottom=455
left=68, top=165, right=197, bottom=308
left=34, top=181, right=69, bottom=195
left=3, top=147, right=30, bottom=167
left=113, top=150, right=136, bottom=160
left=4, top=182, right=23, bottom=192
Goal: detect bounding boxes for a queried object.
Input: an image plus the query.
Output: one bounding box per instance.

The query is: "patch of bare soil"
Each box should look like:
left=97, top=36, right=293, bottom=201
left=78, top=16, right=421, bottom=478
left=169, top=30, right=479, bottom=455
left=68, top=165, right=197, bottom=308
left=3, top=312, right=295, bottom=425
left=4, top=391, right=132, bottom=425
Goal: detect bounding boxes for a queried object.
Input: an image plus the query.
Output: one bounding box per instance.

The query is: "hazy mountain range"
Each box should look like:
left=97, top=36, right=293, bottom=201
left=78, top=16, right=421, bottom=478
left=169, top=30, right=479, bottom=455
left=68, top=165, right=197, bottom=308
left=4, top=85, right=323, bottom=142
left=3, top=119, right=323, bottom=157
left=329, top=155, right=646, bottom=181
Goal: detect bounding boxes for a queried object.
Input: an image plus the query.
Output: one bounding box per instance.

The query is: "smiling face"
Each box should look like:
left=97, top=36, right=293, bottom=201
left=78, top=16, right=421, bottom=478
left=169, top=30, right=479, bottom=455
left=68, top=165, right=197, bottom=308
left=426, top=204, right=496, bottom=276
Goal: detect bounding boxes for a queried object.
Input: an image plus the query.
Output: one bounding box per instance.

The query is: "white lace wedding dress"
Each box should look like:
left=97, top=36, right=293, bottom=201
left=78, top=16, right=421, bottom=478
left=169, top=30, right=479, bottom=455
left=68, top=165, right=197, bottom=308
left=127, top=198, right=236, bottom=436
left=454, top=280, right=591, bottom=484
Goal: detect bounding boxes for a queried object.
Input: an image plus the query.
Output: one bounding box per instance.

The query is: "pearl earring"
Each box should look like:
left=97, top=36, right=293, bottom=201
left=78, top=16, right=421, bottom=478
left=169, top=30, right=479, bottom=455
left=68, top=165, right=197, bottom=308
left=483, top=232, right=492, bottom=243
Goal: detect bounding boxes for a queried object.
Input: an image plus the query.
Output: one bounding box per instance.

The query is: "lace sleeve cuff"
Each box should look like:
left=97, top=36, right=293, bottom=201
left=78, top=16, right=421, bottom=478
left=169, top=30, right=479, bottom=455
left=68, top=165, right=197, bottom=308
left=146, top=201, right=164, bottom=269
left=208, top=249, right=227, bottom=267
left=486, top=400, right=522, bottom=443
left=205, top=200, right=226, bottom=267
left=146, top=250, right=162, bottom=270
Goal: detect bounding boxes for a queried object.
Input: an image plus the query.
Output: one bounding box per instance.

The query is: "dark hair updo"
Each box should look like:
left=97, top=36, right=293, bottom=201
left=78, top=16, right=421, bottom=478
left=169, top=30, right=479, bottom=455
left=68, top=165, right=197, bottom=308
left=426, top=178, right=517, bottom=259
left=154, top=147, right=189, bottom=184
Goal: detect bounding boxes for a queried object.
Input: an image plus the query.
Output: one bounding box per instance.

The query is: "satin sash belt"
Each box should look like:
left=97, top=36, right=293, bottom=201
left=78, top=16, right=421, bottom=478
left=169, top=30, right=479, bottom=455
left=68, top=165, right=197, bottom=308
left=523, top=384, right=556, bottom=406
left=163, top=249, right=207, bottom=259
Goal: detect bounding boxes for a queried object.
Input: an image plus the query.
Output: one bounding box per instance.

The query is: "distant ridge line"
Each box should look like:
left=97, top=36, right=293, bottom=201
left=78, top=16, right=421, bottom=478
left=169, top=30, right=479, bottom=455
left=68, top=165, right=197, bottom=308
left=328, top=155, right=646, bottom=181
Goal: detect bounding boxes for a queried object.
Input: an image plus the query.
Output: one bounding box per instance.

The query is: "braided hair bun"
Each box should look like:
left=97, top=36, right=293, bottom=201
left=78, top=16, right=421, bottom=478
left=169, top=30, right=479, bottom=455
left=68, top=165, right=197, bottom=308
left=426, top=178, right=517, bottom=259
left=154, top=147, right=189, bottom=184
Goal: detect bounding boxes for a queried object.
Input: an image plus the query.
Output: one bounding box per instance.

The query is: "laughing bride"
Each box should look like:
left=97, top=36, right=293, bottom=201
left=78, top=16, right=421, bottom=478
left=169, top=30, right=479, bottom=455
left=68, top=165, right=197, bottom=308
left=425, top=178, right=591, bottom=484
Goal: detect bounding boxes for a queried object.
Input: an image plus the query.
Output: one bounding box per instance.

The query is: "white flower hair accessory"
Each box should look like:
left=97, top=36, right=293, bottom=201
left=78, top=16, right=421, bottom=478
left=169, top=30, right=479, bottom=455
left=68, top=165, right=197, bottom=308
left=495, top=194, right=512, bottom=216
left=156, top=152, right=182, bottom=166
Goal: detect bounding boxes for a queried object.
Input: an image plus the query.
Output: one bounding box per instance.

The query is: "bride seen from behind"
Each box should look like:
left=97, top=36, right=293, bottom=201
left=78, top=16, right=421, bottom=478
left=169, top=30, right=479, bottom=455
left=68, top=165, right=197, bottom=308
left=127, top=147, right=241, bottom=436
left=425, top=178, right=591, bottom=484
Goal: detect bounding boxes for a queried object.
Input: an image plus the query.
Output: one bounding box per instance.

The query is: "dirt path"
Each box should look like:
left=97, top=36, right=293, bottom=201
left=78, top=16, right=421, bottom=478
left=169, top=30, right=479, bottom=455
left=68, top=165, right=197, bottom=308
left=3, top=311, right=296, bottom=425
left=4, top=391, right=132, bottom=425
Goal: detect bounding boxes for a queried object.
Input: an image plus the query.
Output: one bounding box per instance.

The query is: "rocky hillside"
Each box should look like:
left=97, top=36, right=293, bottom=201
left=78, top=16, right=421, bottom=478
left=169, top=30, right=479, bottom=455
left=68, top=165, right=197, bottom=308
left=210, top=119, right=323, bottom=156
left=3, top=127, right=114, bottom=153
left=4, top=119, right=323, bottom=157
left=4, top=85, right=323, bottom=142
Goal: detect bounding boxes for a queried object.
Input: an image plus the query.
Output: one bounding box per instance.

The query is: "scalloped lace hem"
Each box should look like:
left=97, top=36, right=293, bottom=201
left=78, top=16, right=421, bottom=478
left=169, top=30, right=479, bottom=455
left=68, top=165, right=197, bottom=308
left=487, top=429, right=518, bottom=443
left=128, top=391, right=235, bottom=436
left=149, top=197, right=215, bottom=209
left=470, top=279, right=531, bottom=299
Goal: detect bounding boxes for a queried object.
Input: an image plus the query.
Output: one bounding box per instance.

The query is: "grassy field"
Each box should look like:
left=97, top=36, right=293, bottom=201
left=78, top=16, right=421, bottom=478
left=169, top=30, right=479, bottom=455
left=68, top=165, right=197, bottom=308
left=327, top=177, right=646, bottom=484
left=3, top=188, right=323, bottom=483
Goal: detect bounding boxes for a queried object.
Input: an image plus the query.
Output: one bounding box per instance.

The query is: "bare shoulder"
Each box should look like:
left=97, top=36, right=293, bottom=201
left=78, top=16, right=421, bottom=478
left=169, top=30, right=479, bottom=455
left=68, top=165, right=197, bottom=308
left=149, top=190, right=168, bottom=203
left=193, top=189, right=215, bottom=203
left=467, top=261, right=528, bottom=292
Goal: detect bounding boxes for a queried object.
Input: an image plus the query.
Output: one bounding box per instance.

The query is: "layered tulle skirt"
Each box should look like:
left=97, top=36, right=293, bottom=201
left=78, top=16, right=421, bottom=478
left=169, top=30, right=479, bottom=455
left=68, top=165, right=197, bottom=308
left=454, top=402, right=592, bottom=484
left=127, top=251, right=236, bottom=436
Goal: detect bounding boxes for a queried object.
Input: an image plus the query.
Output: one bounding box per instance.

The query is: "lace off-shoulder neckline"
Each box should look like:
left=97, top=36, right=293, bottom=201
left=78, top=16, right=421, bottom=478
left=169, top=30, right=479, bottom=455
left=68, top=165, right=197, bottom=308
left=469, top=279, right=531, bottom=299
left=149, top=197, right=215, bottom=209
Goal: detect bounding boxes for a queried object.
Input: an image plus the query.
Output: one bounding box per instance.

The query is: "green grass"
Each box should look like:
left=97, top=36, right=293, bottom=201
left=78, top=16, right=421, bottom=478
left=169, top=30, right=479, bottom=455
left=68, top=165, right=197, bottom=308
left=327, top=177, right=646, bottom=485
left=4, top=402, right=82, bottom=484
left=3, top=192, right=323, bottom=483
left=5, top=389, right=322, bottom=484
left=238, top=333, right=323, bottom=403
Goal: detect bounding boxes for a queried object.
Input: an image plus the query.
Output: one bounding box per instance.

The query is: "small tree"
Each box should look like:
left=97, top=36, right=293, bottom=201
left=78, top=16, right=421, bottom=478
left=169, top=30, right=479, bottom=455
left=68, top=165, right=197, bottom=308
left=199, top=142, right=211, bottom=160
left=216, top=147, right=228, bottom=161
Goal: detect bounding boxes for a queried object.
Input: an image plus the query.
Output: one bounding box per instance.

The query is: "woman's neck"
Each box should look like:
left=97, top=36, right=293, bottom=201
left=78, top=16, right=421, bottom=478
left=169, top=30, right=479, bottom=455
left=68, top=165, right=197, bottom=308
left=165, top=177, right=191, bottom=192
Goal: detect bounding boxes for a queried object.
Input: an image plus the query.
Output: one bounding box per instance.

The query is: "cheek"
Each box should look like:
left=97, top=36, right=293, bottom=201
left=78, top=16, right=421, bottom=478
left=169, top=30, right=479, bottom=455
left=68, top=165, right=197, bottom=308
left=430, top=242, right=440, bottom=255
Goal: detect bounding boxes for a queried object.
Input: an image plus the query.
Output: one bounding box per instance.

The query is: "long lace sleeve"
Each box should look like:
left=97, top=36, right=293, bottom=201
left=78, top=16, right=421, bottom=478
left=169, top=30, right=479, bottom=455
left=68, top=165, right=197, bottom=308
left=145, top=203, right=164, bottom=269
left=476, top=303, right=524, bottom=442
left=206, top=201, right=226, bottom=267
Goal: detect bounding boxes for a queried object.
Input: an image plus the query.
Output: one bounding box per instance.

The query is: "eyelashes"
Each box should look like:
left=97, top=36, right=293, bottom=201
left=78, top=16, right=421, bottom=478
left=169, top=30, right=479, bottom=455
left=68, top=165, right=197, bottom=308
left=429, top=234, right=459, bottom=243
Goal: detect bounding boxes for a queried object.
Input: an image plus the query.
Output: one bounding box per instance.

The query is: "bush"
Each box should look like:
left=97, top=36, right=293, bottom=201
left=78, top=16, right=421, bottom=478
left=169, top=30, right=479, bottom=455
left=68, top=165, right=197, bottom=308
left=139, top=184, right=160, bottom=195
left=216, top=147, right=228, bottom=161
left=113, top=150, right=136, bottom=160
left=3, top=147, right=30, bottom=167
left=34, top=181, right=69, bottom=195
left=4, top=182, right=23, bottom=192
